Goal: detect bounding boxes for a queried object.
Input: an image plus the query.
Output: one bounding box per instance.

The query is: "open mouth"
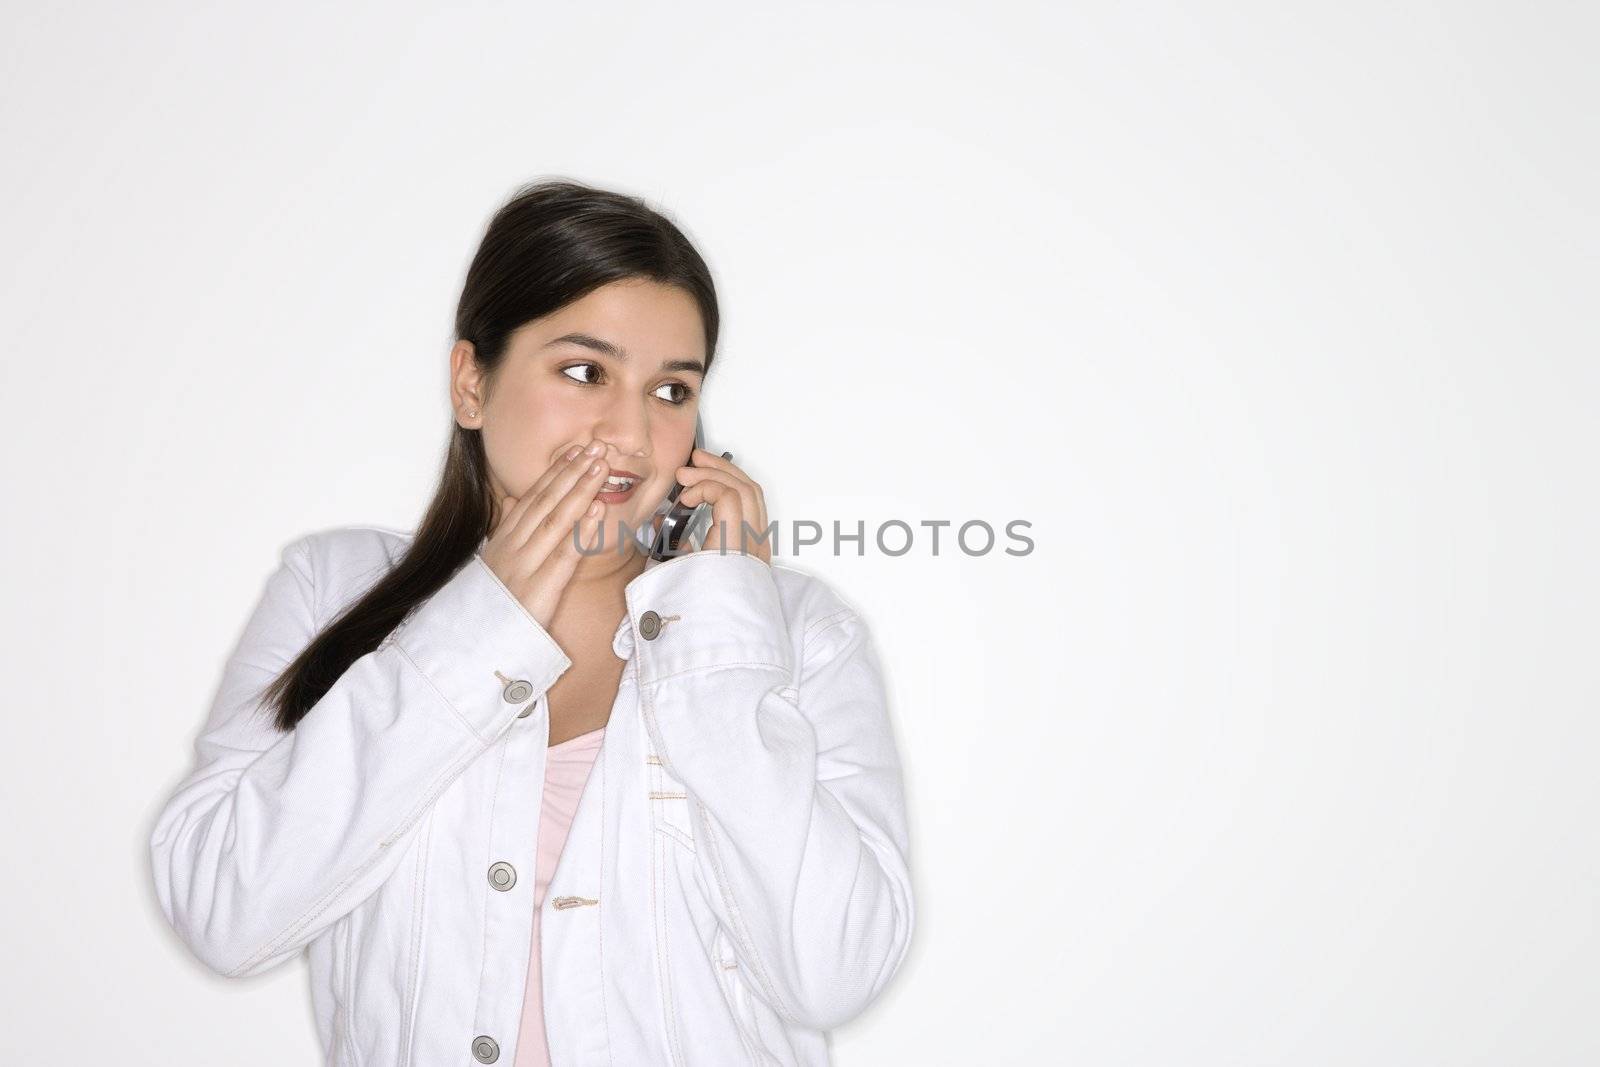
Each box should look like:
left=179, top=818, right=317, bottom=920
left=597, top=474, right=637, bottom=502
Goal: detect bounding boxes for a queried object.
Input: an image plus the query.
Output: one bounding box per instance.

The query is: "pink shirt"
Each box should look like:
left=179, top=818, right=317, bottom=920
left=513, top=725, right=607, bottom=1067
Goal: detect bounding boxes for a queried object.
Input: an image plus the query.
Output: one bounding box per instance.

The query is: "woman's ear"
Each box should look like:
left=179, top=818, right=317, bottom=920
left=449, top=340, right=486, bottom=428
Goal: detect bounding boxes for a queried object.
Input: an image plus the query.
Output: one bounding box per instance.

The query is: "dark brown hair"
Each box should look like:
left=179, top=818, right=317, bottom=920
left=260, top=178, right=720, bottom=731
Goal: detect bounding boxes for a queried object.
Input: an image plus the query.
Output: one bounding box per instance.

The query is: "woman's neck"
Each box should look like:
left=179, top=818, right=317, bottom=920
left=568, top=535, right=648, bottom=589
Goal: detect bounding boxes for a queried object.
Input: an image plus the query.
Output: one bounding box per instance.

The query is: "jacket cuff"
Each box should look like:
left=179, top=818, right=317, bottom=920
left=624, top=552, right=794, bottom=684
left=393, top=554, right=572, bottom=742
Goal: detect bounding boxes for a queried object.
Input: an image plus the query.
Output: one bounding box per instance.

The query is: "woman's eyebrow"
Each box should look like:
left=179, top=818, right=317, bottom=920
left=544, top=332, right=705, bottom=376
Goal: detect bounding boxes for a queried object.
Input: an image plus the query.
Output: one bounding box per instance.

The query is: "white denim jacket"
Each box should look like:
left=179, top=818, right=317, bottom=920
left=148, top=524, right=914, bottom=1065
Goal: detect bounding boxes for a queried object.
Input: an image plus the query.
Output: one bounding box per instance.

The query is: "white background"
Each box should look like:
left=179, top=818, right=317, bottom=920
left=2, top=1, right=1595, bottom=1063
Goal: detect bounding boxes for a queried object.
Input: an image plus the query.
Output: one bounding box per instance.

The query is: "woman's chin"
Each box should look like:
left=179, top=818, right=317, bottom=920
left=588, top=505, right=655, bottom=555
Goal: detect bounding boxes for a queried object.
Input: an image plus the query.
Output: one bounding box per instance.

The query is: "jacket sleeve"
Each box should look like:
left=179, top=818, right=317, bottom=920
left=625, top=550, right=915, bottom=1031
left=148, top=533, right=571, bottom=978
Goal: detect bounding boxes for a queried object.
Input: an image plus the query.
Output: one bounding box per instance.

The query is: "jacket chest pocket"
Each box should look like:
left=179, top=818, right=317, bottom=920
left=646, top=752, right=696, bottom=853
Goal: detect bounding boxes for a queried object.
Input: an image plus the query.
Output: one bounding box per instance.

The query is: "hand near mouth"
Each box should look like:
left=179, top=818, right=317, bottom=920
left=480, top=441, right=613, bottom=626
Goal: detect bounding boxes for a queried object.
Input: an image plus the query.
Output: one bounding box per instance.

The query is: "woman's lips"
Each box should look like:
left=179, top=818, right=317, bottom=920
left=596, top=481, right=637, bottom=504
left=597, top=471, right=642, bottom=505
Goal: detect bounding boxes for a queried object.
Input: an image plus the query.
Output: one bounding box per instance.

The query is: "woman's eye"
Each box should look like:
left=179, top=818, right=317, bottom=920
left=653, top=382, right=693, bottom=405
left=563, top=363, right=691, bottom=405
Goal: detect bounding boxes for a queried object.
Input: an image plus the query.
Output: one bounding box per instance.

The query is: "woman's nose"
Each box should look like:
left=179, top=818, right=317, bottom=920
left=592, top=410, right=651, bottom=457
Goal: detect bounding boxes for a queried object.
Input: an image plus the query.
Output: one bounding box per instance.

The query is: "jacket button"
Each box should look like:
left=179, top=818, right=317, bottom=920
left=487, top=862, right=516, bottom=891
left=639, top=610, right=662, bottom=640
left=501, top=679, right=533, bottom=703
left=471, top=1035, right=500, bottom=1062
left=517, top=695, right=539, bottom=720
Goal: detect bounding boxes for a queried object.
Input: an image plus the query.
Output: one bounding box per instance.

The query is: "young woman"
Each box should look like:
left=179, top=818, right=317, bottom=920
left=148, top=179, right=915, bottom=1066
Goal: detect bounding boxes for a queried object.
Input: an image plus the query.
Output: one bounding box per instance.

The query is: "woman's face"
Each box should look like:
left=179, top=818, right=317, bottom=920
left=451, top=278, right=707, bottom=558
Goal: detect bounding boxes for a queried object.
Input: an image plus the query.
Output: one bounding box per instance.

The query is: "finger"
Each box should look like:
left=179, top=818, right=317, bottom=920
left=676, top=463, right=756, bottom=501
left=562, top=498, right=606, bottom=559
left=514, top=450, right=607, bottom=548
left=544, top=497, right=606, bottom=580
left=687, top=451, right=770, bottom=560
left=494, top=443, right=592, bottom=545
left=680, top=466, right=761, bottom=547
left=529, top=442, right=591, bottom=499
left=524, top=456, right=611, bottom=558
left=687, top=448, right=757, bottom=490
left=710, top=485, right=747, bottom=555
left=752, top=483, right=769, bottom=552
left=681, top=477, right=746, bottom=554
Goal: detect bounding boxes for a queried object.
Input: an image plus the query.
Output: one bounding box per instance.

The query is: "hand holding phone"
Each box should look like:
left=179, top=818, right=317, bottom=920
left=647, top=414, right=732, bottom=560
left=648, top=413, right=770, bottom=564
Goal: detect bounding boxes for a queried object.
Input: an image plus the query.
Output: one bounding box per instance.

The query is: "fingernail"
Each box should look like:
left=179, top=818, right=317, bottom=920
left=590, top=460, right=604, bottom=474
left=585, top=441, right=604, bottom=455
left=565, top=445, right=583, bottom=460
